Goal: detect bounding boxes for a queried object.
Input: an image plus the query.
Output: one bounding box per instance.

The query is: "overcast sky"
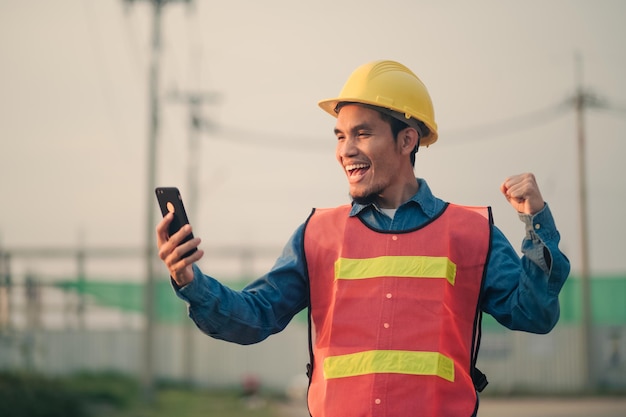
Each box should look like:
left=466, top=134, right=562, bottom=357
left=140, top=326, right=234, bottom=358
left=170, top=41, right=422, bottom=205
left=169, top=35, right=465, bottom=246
left=1, top=0, right=625, bottom=277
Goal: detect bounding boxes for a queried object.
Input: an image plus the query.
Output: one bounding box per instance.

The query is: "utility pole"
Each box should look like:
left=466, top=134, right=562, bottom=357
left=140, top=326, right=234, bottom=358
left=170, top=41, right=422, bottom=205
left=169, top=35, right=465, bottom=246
left=168, top=89, right=220, bottom=384
left=0, top=250, right=10, bottom=332
left=168, top=90, right=220, bottom=221
left=571, top=52, right=612, bottom=389
left=125, top=0, right=192, bottom=404
left=76, top=230, right=86, bottom=330
left=574, top=52, right=592, bottom=390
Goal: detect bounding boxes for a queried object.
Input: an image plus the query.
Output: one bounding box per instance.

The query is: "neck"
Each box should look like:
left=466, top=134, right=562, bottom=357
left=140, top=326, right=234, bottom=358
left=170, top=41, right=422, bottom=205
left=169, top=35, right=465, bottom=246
left=376, top=177, right=419, bottom=209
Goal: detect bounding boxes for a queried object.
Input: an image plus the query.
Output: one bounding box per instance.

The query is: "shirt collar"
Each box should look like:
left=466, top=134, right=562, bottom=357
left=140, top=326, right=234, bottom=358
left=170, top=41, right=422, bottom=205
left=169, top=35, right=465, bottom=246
left=348, top=178, right=440, bottom=218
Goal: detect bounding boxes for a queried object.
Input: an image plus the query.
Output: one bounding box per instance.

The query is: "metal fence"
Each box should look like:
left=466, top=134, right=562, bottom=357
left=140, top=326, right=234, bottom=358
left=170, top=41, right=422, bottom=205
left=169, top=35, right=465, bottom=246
left=0, top=246, right=624, bottom=394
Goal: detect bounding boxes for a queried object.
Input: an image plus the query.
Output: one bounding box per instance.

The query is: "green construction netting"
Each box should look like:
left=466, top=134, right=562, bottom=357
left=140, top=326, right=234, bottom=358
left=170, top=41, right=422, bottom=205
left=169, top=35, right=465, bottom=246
left=483, top=275, right=626, bottom=331
left=56, top=275, right=626, bottom=328
left=56, top=278, right=183, bottom=323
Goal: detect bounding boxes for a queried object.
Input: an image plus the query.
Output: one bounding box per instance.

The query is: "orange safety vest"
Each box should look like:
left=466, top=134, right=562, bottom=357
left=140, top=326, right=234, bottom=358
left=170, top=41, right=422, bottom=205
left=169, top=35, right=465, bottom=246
left=303, top=203, right=492, bottom=417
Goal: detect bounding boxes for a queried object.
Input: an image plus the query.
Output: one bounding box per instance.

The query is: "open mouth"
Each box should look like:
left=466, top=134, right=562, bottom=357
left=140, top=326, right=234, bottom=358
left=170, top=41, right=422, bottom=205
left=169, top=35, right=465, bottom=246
left=345, top=163, right=370, bottom=179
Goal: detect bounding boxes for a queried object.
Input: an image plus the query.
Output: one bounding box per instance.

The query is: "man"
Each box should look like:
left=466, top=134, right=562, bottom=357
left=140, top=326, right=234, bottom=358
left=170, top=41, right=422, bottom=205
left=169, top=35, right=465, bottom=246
left=156, top=60, right=570, bottom=416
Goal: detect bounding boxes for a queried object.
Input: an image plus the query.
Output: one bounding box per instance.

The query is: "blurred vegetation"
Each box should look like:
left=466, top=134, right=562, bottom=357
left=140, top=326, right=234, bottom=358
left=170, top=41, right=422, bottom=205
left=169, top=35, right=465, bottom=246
left=0, top=372, right=284, bottom=417
left=0, top=372, right=86, bottom=417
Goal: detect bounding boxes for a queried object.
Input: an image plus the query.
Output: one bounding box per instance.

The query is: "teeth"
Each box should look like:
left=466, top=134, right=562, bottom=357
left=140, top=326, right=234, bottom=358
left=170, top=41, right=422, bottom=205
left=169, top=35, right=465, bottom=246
left=346, top=163, right=369, bottom=171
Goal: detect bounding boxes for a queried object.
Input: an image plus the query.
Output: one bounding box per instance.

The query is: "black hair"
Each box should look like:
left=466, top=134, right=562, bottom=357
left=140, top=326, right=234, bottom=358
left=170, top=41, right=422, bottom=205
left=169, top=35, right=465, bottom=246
left=378, top=112, right=429, bottom=167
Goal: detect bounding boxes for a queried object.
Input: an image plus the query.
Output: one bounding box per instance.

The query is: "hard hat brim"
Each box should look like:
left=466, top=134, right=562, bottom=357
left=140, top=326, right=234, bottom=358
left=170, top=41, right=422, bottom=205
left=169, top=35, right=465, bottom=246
left=318, top=98, right=438, bottom=147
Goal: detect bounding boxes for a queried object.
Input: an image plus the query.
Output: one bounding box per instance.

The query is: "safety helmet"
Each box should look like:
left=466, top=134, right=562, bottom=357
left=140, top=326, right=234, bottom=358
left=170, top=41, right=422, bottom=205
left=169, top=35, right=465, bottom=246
left=318, top=60, right=438, bottom=146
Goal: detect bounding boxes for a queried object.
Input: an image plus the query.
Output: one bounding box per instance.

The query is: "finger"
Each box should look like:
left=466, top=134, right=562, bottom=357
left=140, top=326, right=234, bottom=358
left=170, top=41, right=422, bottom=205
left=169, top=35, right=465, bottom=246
left=173, top=237, right=202, bottom=260
left=176, top=248, right=204, bottom=269
left=161, top=234, right=201, bottom=268
left=502, top=174, right=523, bottom=188
left=169, top=224, right=194, bottom=247
left=506, top=186, right=527, bottom=204
left=156, top=212, right=174, bottom=247
left=170, top=249, right=204, bottom=286
left=501, top=173, right=531, bottom=196
left=499, top=181, right=509, bottom=197
left=510, top=174, right=539, bottom=198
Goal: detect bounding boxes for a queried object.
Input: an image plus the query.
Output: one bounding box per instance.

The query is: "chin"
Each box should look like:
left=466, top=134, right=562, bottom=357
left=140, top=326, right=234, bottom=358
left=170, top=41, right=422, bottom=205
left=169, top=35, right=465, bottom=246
left=350, top=192, right=378, bottom=206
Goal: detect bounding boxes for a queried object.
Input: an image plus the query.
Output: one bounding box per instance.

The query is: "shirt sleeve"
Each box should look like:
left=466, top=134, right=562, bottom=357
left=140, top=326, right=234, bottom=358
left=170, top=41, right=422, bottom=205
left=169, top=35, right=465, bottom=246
left=481, top=203, right=571, bottom=334
left=172, top=223, right=309, bottom=345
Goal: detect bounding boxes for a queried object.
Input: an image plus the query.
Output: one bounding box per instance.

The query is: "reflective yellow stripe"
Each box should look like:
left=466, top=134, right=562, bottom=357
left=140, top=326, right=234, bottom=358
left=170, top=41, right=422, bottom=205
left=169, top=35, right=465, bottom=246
left=334, top=256, right=456, bottom=285
left=324, top=350, right=455, bottom=382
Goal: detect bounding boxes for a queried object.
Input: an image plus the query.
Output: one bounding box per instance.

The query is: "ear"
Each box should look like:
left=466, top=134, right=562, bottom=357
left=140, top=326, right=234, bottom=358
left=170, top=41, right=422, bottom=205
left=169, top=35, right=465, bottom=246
left=399, top=127, right=419, bottom=156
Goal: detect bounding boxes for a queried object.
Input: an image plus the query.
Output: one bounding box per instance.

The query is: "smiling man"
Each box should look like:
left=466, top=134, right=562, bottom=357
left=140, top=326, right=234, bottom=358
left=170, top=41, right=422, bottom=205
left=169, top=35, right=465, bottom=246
left=156, top=60, right=570, bottom=417
left=334, top=103, right=420, bottom=208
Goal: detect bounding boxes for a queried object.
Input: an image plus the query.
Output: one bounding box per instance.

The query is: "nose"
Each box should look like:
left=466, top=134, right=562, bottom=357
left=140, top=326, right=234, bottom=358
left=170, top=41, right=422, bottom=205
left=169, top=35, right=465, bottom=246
left=337, top=136, right=358, bottom=159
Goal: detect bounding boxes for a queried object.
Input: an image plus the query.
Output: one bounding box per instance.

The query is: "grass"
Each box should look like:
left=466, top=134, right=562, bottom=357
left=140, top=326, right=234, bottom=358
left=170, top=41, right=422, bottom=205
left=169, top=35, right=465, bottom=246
left=0, top=372, right=289, bottom=417
left=92, top=388, right=282, bottom=417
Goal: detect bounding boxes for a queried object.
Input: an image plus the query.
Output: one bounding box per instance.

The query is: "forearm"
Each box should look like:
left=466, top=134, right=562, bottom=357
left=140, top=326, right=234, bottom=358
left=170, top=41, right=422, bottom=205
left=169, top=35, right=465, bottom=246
left=483, top=204, right=570, bottom=333
left=172, top=227, right=310, bottom=344
left=172, top=267, right=294, bottom=344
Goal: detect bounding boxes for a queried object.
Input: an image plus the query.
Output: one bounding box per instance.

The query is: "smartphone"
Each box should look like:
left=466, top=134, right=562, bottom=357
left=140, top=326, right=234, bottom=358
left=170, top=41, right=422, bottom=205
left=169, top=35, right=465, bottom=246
left=155, top=187, right=197, bottom=258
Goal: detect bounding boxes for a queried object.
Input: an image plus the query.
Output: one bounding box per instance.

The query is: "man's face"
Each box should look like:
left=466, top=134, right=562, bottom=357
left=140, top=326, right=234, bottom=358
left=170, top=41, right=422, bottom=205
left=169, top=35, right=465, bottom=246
left=334, top=104, right=405, bottom=206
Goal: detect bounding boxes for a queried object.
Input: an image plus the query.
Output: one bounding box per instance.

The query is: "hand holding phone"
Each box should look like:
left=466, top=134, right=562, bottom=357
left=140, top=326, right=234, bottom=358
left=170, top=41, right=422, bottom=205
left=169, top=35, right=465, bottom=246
left=155, top=187, right=198, bottom=259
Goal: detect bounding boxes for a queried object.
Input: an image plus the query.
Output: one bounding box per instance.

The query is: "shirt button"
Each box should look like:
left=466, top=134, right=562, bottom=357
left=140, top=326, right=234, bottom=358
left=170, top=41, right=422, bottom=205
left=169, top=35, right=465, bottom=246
left=383, top=323, right=390, bottom=328
left=392, top=235, right=398, bottom=241
left=375, top=399, right=382, bottom=405
left=386, top=293, right=392, bottom=299
left=534, top=223, right=541, bottom=230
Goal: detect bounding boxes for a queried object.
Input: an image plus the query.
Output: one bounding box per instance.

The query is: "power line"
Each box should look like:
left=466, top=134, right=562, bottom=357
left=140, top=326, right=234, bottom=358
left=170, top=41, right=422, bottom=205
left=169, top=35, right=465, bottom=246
left=442, top=101, right=571, bottom=143
left=197, top=102, right=568, bottom=153
left=587, top=100, right=626, bottom=119
left=211, top=125, right=331, bottom=152
left=199, top=92, right=625, bottom=152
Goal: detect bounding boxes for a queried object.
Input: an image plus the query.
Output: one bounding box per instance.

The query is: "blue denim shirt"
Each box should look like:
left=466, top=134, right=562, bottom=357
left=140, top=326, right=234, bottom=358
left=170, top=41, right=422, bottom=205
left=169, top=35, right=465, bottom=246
left=175, top=178, right=570, bottom=345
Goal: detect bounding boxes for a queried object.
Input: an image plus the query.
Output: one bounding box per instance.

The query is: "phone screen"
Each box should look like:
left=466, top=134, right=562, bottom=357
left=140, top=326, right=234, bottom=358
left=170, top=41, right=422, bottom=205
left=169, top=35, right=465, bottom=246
left=155, top=187, right=197, bottom=258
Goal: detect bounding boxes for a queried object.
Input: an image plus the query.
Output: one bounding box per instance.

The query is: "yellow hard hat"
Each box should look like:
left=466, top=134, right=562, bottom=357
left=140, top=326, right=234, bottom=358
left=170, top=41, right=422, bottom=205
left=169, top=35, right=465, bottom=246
left=318, top=60, right=438, bottom=146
